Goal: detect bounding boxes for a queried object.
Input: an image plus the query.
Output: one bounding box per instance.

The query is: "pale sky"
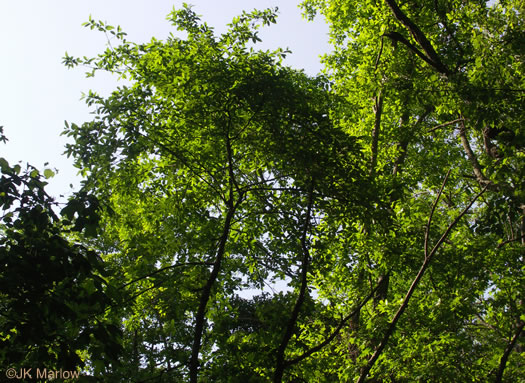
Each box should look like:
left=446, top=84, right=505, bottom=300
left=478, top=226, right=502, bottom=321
left=0, top=1, right=330, bottom=202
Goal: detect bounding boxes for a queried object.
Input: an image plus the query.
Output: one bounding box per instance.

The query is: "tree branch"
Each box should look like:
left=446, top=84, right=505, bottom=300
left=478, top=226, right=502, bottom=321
left=383, top=0, right=451, bottom=74
left=137, top=129, right=228, bottom=203
left=284, top=273, right=389, bottom=367
left=497, top=234, right=525, bottom=249
left=424, top=170, right=451, bottom=258
left=370, top=90, right=384, bottom=177
left=375, top=36, right=385, bottom=71
left=273, top=181, right=315, bottom=383
left=495, top=321, right=524, bottom=383
left=383, top=32, right=440, bottom=70
left=120, top=262, right=212, bottom=289
left=458, top=121, right=493, bottom=187
left=357, top=175, right=487, bottom=383
left=188, top=194, right=243, bottom=383
left=427, top=118, right=464, bottom=133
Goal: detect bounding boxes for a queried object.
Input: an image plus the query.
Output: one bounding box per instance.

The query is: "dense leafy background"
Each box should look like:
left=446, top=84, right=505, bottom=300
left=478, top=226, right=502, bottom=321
left=1, top=1, right=524, bottom=382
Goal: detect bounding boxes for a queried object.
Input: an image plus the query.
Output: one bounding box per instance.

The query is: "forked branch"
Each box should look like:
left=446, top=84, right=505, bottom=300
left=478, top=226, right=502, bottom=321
left=357, top=172, right=487, bottom=383
left=383, top=0, right=451, bottom=75
left=284, top=272, right=390, bottom=367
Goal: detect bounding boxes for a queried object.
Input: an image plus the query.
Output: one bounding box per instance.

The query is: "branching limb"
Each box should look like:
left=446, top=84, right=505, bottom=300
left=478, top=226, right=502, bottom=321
left=383, top=0, right=451, bottom=74
left=137, top=129, right=228, bottom=203
left=427, top=118, right=464, bottom=133
left=188, top=178, right=244, bottom=383
left=120, top=262, right=212, bottom=289
left=273, top=181, right=315, bottom=383
left=424, top=170, right=451, bottom=258
left=458, top=120, right=493, bottom=188
left=497, top=234, right=525, bottom=249
left=383, top=32, right=440, bottom=70
left=357, top=174, right=487, bottom=383
left=284, top=272, right=390, bottom=367
left=495, top=321, right=524, bottom=383
left=226, top=113, right=242, bottom=194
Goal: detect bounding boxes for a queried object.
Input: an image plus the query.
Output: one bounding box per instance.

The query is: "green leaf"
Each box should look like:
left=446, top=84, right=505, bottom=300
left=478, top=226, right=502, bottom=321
left=43, top=168, right=55, bottom=179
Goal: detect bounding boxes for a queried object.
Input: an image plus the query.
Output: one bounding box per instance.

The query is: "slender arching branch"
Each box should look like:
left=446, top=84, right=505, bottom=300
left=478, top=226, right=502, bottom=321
left=497, top=234, right=525, bottom=249
left=119, top=261, right=212, bottom=289
left=284, top=272, right=390, bottom=367
left=458, top=119, right=523, bottom=212
left=135, top=128, right=228, bottom=203
left=357, top=173, right=487, bottom=383
left=427, top=118, right=464, bottom=133
left=226, top=111, right=242, bottom=194
left=369, top=89, right=384, bottom=177
left=424, top=170, right=451, bottom=259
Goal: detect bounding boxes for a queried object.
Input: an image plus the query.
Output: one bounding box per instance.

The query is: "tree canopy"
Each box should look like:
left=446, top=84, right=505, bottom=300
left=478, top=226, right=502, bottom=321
left=1, top=1, right=524, bottom=382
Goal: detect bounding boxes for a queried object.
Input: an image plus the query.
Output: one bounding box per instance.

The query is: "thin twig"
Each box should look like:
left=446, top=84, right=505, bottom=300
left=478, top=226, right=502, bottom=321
left=120, top=261, right=212, bottom=289
left=424, top=170, right=451, bottom=258
left=427, top=118, right=464, bottom=133
left=497, top=234, right=525, bottom=249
